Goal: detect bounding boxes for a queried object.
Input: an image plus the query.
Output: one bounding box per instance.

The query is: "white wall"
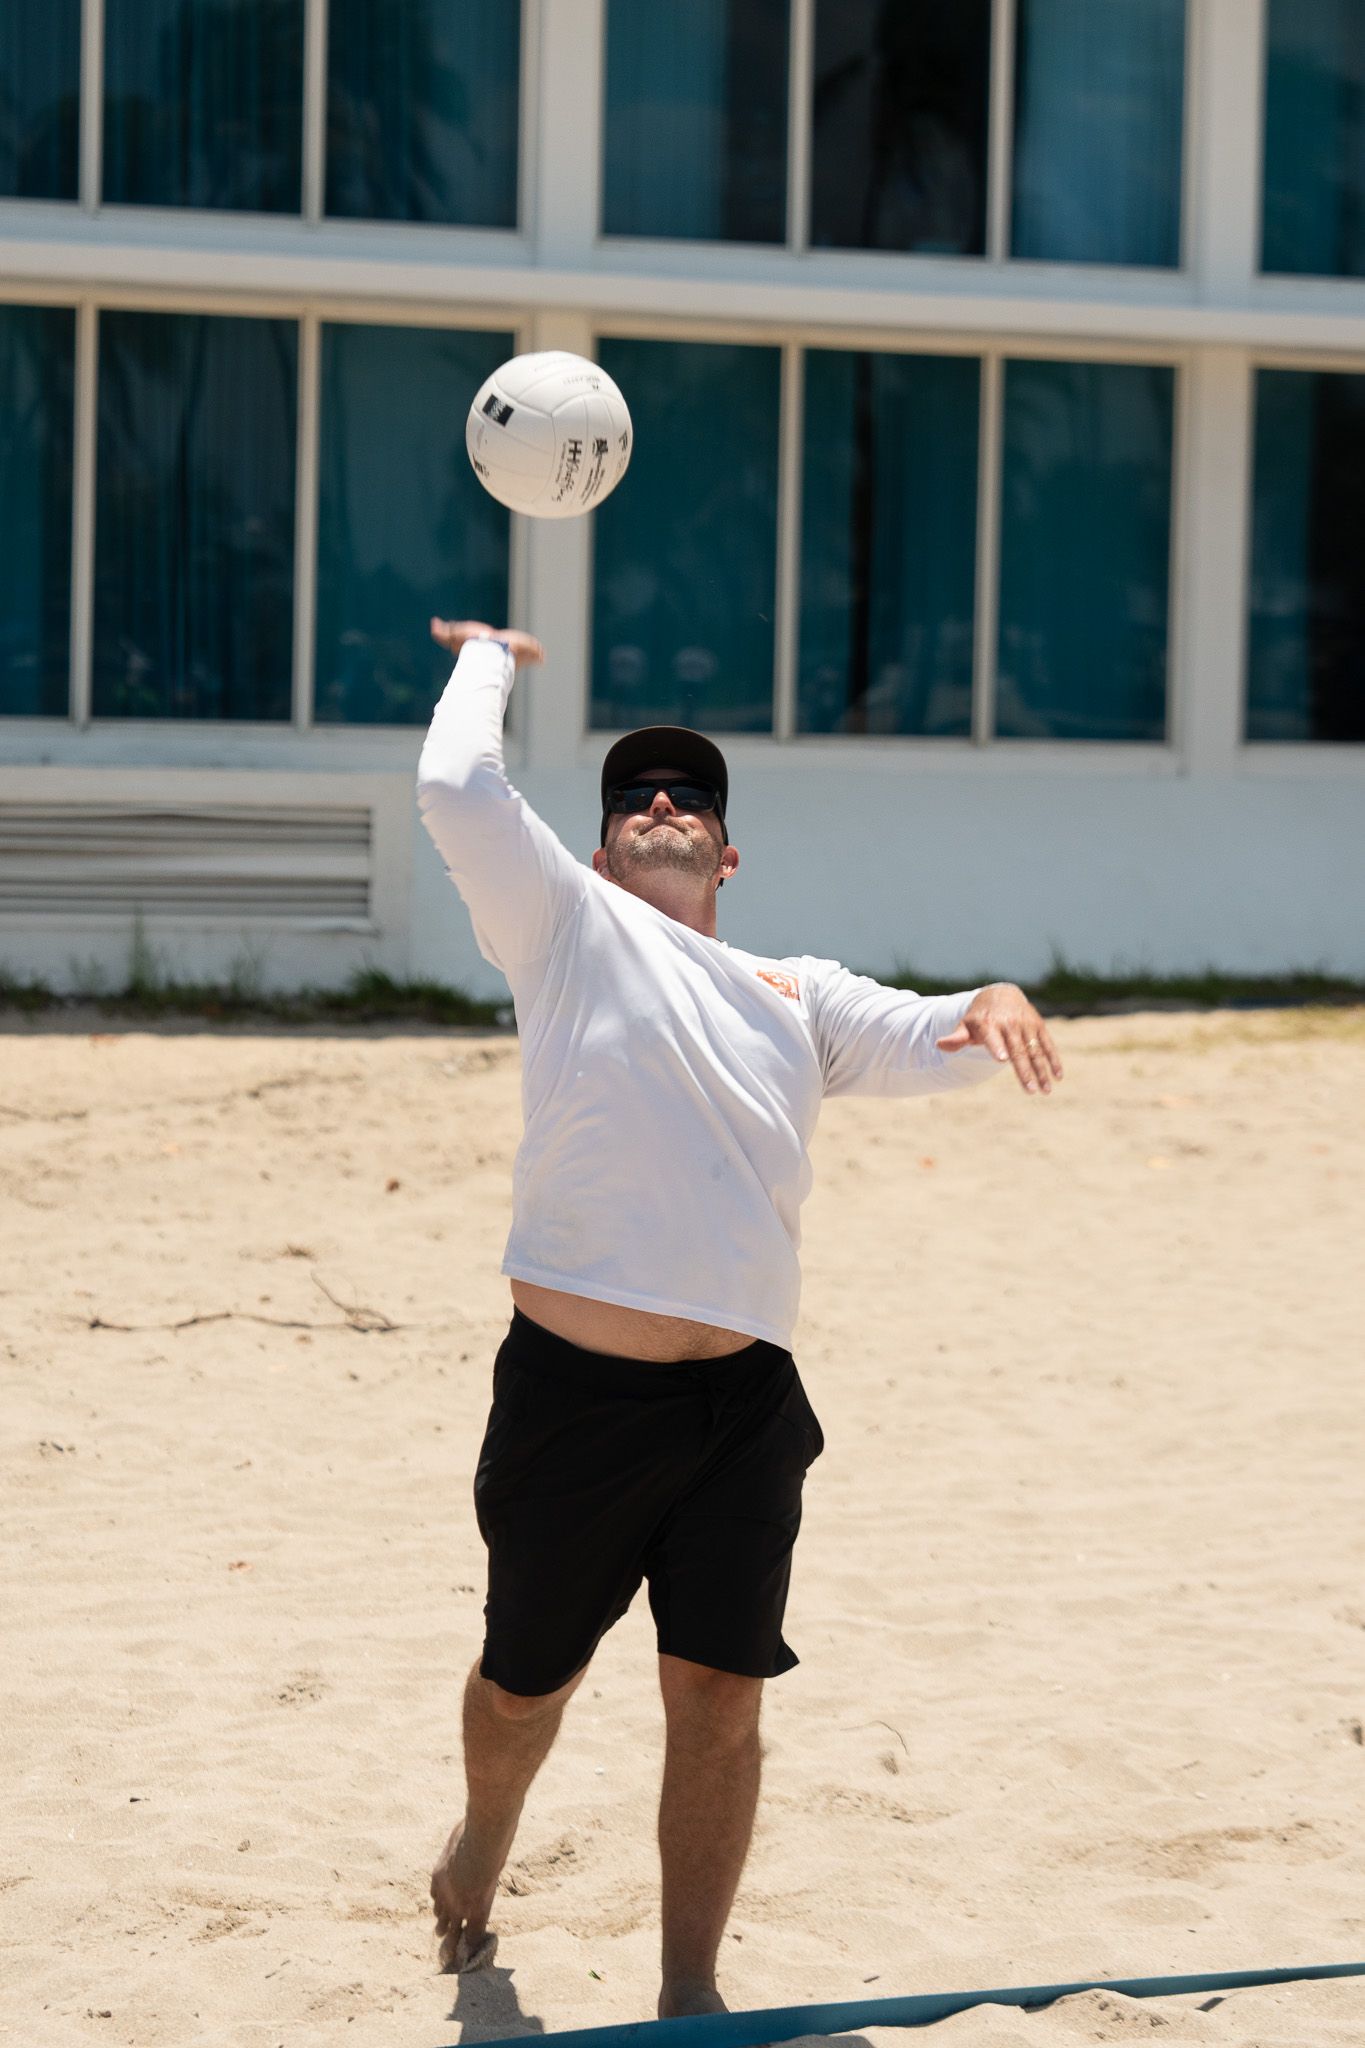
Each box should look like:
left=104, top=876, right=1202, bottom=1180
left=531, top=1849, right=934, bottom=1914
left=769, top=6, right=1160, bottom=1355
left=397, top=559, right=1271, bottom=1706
left=2, top=0, right=1363, bottom=997
left=410, top=744, right=1365, bottom=1001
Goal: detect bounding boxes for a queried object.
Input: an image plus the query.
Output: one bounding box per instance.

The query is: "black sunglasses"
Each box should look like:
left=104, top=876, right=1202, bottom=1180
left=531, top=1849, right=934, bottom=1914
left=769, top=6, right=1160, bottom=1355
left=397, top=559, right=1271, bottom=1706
left=605, top=778, right=721, bottom=817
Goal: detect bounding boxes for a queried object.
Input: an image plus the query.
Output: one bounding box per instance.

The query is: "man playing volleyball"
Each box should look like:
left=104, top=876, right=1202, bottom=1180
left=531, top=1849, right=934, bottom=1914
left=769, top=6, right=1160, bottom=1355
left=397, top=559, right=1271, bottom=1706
left=419, top=618, right=1062, bottom=2018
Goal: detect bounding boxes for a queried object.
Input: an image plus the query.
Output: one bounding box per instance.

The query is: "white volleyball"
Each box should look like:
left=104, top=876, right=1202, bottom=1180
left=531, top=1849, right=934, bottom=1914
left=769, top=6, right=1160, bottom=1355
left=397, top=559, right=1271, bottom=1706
left=465, top=351, right=633, bottom=518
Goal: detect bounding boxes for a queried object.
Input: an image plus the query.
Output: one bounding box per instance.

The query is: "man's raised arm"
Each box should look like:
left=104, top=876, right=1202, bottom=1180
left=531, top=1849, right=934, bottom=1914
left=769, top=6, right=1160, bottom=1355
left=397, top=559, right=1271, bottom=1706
left=416, top=620, right=589, bottom=976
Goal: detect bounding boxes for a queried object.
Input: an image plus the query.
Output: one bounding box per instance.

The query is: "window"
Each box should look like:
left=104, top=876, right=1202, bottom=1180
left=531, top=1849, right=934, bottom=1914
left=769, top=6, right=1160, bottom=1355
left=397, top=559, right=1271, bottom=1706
left=0, top=0, right=80, bottom=201
left=315, top=322, right=513, bottom=726
left=1011, top=0, right=1186, bottom=267
left=810, top=0, right=991, bottom=256
left=0, top=304, right=75, bottom=718
left=602, top=0, right=789, bottom=242
left=798, top=350, right=978, bottom=736
left=589, top=342, right=1174, bottom=745
left=102, top=0, right=304, bottom=212
left=1262, top=0, right=1365, bottom=278
left=93, top=311, right=297, bottom=720
left=591, top=338, right=780, bottom=731
left=604, top=0, right=1186, bottom=265
left=996, top=359, right=1173, bottom=740
left=325, top=0, right=520, bottom=226
left=1248, top=369, right=1365, bottom=743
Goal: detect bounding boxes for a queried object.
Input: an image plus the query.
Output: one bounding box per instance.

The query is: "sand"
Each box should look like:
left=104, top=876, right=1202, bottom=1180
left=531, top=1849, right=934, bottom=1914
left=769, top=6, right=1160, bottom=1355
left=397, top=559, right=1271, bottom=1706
left=2, top=1006, right=1363, bottom=2048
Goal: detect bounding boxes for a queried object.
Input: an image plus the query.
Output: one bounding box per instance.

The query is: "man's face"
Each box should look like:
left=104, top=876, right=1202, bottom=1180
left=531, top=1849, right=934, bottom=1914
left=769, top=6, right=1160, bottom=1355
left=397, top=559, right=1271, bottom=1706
left=596, top=766, right=731, bottom=890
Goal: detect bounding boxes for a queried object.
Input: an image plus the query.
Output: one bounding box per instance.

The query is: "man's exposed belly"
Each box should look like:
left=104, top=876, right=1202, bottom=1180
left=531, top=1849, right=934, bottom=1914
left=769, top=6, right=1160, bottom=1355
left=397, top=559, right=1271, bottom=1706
left=509, top=1279, right=755, bottom=1361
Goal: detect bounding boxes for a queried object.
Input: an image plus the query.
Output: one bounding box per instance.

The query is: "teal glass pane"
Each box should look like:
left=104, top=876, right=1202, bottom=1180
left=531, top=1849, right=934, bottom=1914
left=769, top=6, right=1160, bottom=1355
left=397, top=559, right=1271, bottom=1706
left=315, top=323, right=512, bottom=726
left=592, top=338, right=780, bottom=732
left=1248, top=370, right=1365, bottom=741
left=94, top=311, right=296, bottom=721
left=811, top=0, right=990, bottom=255
left=798, top=350, right=978, bottom=736
left=103, top=0, right=304, bottom=211
left=997, top=360, right=1172, bottom=741
left=0, top=305, right=74, bottom=717
left=1263, top=0, right=1365, bottom=277
left=326, top=0, right=519, bottom=226
left=603, top=0, right=788, bottom=242
left=0, top=0, right=80, bottom=199
left=1012, top=0, right=1185, bottom=266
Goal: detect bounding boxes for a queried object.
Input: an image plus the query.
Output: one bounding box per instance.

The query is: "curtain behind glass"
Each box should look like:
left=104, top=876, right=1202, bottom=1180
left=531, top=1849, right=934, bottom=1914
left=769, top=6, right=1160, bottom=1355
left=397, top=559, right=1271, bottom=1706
left=810, top=0, right=990, bottom=255
left=1247, top=370, right=1365, bottom=741
left=603, top=0, right=788, bottom=241
left=799, top=350, right=977, bottom=736
left=1012, top=0, right=1185, bottom=266
left=103, top=0, right=303, bottom=211
left=592, top=338, right=780, bottom=732
left=0, top=0, right=80, bottom=199
left=315, top=323, right=512, bottom=725
left=1263, top=0, right=1365, bottom=277
left=996, top=359, right=1172, bottom=741
left=326, top=0, right=519, bottom=225
left=94, top=311, right=296, bottom=720
left=0, top=305, right=74, bottom=717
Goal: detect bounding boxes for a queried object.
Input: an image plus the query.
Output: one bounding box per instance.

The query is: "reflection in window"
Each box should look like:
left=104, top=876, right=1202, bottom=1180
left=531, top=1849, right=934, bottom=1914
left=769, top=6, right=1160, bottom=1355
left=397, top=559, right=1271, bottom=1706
left=799, top=350, right=977, bottom=736
left=1012, top=0, right=1185, bottom=266
left=0, top=0, right=80, bottom=200
left=1248, top=370, right=1365, bottom=742
left=996, top=359, right=1172, bottom=740
left=603, top=0, right=788, bottom=242
left=94, top=311, right=296, bottom=720
left=315, top=323, right=512, bottom=726
left=591, top=338, right=779, bottom=732
left=810, top=0, right=990, bottom=256
left=0, top=305, right=74, bottom=717
left=326, top=0, right=519, bottom=226
left=103, top=0, right=304, bottom=211
left=1263, top=0, right=1365, bottom=278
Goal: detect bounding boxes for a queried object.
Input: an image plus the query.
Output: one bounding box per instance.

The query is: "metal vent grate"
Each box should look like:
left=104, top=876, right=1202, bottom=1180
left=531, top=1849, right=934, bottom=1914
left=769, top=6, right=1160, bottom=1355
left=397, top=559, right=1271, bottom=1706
left=0, top=803, right=372, bottom=923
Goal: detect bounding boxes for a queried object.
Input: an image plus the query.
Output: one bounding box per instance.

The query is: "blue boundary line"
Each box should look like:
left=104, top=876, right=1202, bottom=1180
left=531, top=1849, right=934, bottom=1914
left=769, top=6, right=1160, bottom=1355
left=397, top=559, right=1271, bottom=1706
left=450, top=1959, right=1365, bottom=2048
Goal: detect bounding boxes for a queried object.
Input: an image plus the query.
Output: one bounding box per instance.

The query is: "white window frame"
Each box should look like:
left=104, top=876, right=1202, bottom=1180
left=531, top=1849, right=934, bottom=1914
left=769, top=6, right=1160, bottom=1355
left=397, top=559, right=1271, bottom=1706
left=587, top=317, right=1187, bottom=770
left=1237, top=348, right=1365, bottom=771
left=599, top=0, right=1195, bottom=279
left=73, top=0, right=534, bottom=247
left=0, top=282, right=530, bottom=750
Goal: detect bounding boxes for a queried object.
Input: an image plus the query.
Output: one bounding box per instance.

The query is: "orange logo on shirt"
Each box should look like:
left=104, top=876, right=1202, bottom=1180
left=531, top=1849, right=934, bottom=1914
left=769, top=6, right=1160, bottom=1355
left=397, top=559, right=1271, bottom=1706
left=757, top=968, right=800, bottom=1001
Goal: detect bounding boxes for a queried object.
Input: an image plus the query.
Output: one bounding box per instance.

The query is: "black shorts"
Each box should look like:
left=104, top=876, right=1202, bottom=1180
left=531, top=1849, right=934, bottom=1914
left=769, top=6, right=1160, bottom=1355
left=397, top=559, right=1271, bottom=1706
left=472, top=1309, right=824, bottom=1696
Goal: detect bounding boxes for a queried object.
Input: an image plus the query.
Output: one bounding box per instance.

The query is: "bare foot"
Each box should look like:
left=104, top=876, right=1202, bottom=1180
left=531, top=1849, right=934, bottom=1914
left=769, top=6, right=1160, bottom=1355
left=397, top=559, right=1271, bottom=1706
left=430, top=1818, right=501, bottom=1973
left=659, top=1980, right=729, bottom=2020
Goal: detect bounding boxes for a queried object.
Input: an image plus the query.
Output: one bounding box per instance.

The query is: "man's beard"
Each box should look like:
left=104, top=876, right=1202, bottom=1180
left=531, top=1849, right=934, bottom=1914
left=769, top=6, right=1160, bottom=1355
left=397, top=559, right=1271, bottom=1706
left=603, top=821, right=721, bottom=888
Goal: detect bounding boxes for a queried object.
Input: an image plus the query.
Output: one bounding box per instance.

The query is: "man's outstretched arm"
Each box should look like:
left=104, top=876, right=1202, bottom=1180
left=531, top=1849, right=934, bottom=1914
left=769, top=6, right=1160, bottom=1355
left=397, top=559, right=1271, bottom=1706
left=417, top=619, right=588, bottom=976
left=810, top=966, right=1062, bottom=1100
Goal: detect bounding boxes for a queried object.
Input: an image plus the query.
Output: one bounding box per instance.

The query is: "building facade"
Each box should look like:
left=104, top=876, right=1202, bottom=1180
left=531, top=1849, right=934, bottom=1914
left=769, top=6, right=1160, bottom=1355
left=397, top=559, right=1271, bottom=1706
left=1, top=0, right=1362, bottom=997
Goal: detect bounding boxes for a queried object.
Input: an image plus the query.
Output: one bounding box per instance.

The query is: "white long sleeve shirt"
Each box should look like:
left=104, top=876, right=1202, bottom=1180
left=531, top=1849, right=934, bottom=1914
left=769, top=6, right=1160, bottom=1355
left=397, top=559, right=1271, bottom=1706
left=417, top=639, right=999, bottom=1348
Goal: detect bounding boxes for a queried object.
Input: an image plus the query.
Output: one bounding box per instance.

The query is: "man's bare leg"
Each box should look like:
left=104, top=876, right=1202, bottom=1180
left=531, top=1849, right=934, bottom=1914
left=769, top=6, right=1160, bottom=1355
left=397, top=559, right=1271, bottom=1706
left=431, top=1660, right=585, bottom=1971
left=656, top=1654, right=764, bottom=2019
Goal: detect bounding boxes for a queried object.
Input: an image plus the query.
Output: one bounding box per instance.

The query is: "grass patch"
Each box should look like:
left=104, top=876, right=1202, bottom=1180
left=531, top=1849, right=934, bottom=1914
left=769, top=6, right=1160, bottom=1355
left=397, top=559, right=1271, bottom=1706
left=0, top=964, right=506, bottom=1029
left=3, top=949, right=1363, bottom=1029
left=880, top=954, right=1365, bottom=1012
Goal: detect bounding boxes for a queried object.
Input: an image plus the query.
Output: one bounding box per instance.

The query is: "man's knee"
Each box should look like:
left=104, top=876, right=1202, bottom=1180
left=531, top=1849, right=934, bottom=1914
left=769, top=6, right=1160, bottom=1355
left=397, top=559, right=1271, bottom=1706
left=474, top=1666, right=583, bottom=1724
left=659, top=1654, right=763, bottom=1744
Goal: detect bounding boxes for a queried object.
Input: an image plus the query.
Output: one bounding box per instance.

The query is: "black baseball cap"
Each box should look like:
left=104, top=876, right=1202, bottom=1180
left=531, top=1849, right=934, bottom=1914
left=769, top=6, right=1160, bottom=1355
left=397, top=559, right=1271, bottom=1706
left=599, top=726, right=729, bottom=846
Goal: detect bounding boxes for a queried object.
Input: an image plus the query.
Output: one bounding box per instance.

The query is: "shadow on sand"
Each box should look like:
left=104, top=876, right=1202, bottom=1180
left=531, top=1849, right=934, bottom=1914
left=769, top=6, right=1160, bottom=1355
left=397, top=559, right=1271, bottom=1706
left=439, top=1982, right=876, bottom=2048
left=443, top=1959, right=547, bottom=2043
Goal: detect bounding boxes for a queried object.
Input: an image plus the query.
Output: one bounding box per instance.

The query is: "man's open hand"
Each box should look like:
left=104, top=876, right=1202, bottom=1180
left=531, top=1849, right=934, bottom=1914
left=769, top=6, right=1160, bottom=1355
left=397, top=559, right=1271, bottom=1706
left=937, top=984, right=1063, bottom=1095
left=430, top=618, right=545, bottom=667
